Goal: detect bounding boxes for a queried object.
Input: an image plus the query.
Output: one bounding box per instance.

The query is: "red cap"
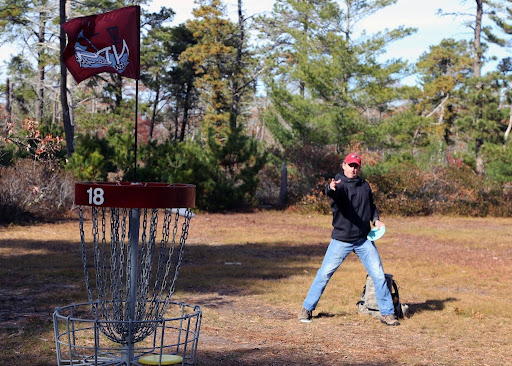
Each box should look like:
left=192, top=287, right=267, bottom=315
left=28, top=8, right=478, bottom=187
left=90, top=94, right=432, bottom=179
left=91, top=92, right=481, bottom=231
left=344, top=153, right=361, bottom=166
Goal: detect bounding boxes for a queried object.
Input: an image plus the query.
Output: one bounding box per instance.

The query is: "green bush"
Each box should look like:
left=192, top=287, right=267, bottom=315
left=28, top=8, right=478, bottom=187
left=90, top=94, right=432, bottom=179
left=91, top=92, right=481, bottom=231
left=136, top=139, right=219, bottom=209
left=137, top=136, right=266, bottom=211
left=66, top=133, right=117, bottom=181
left=483, top=143, right=512, bottom=184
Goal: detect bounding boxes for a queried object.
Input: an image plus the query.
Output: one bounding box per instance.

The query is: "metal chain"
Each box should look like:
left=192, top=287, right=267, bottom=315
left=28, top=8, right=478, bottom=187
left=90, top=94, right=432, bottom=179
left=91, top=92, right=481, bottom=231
left=98, top=208, right=110, bottom=325
left=151, top=209, right=176, bottom=321
left=151, top=209, right=171, bottom=306
left=109, top=207, right=124, bottom=337
left=163, top=209, right=192, bottom=311
left=145, top=208, right=171, bottom=323
left=125, top=209, right=133, bottom=326
left=157, top=209, right=180, bottom=317
left=79, top=207, right=94, bottom=307
left=119, top=208, right=127, bottom=313
left=80, top=204, right=194, bottom=344
left=136, top=209, right=158, bottom=326
left=133, top=208, right=148, bottom=329
left=91, top=207, right=102, bottom=319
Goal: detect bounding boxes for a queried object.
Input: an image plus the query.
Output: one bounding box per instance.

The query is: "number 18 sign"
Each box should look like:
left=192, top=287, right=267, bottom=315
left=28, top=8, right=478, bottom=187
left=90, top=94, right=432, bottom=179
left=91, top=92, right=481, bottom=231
left=74, top=182, right=196, bottom=209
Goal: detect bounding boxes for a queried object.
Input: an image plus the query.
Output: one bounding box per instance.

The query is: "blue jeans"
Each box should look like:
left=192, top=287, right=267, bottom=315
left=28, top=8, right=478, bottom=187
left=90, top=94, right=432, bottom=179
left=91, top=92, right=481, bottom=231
left=303, top=237, right=395, bottom=316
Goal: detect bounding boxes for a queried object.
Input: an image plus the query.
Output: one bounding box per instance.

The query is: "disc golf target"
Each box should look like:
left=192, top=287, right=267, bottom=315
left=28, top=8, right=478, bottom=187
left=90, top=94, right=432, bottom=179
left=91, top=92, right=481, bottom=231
left=53, top=182, right=201, bottom=366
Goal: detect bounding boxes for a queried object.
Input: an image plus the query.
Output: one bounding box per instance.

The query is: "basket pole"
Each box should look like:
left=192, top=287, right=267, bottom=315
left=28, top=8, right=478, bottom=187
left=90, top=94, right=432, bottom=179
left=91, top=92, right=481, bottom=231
left=122, top=208, right=141, bottom=364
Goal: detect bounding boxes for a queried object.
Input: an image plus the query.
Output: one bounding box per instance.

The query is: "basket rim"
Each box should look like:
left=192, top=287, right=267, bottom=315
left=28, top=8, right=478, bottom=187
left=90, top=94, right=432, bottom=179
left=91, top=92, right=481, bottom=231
left=75, top=182, right=196, bottom=208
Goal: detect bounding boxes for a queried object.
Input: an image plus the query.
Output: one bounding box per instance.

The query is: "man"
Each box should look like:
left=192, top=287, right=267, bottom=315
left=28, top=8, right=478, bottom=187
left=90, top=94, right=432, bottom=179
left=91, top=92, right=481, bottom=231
left=298, top=153, right=399, bottom=326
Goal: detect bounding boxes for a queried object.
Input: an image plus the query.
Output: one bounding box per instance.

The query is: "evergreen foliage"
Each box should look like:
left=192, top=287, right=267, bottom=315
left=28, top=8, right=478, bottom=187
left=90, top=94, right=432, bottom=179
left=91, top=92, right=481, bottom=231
left=257, top=0, right=416, bottom=155
left=1, top=0, right=512, bottom=218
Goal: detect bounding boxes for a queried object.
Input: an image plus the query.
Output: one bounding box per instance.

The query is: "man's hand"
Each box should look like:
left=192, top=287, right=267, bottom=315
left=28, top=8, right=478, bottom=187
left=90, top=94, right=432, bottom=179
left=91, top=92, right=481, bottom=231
left=329, top=178, right=341, bottom=191
left=374, top=220, right=385, bottom=229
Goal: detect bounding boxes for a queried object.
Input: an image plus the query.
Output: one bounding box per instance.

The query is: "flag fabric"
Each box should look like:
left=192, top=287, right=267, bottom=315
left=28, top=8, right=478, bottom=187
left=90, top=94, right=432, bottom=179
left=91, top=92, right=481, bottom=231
left=62, top=6, right=140, bottom=84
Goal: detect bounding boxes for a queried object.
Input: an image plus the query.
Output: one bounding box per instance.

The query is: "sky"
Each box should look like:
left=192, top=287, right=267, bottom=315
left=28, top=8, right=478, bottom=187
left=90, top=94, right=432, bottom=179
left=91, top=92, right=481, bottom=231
left=149, top=0, right=507, bottom=85
left=151, top=0, right=507, bottom=63
left=0, top=0, right=509, bottom=85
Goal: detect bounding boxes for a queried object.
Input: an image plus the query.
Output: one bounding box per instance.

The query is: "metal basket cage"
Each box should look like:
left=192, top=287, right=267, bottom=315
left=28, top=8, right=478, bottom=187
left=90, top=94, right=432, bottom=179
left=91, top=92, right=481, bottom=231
left=54, top=301, right=202, bottom=366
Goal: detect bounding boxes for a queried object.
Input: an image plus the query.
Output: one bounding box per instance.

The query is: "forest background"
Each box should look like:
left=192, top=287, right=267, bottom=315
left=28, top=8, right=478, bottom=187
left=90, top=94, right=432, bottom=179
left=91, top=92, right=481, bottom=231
left=1, top=0, right=512, bottom=223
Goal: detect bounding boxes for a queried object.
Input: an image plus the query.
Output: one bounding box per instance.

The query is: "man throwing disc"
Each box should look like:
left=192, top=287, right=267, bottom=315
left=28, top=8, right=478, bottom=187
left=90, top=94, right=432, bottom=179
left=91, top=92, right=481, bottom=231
left=298, top=153, right=399, bottom=326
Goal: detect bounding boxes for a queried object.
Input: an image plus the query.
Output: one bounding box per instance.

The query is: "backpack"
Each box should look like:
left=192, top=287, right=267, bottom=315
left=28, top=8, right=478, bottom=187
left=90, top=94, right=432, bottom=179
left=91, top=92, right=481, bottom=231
left=356, top=273, right=407, bottom=319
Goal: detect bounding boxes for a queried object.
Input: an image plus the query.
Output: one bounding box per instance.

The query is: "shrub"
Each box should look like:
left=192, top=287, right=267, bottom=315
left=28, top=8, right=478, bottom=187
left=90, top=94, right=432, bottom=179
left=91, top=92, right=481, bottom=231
left=294, top=180, right=332, bottom=215
left=0, top=159, right=74, bottom=223
left=258, top=144, right=342, bottom=210
left=367, top=160, right=512, bottom=216
left=255, top=163, right=282, bottom=207
left=66, top=133, right=119, bottom=181
left=482, top=143, right=512, bottom=184
left=137, top=138, right=266, bottom=211
left=367, top=162, right=434, bottom=216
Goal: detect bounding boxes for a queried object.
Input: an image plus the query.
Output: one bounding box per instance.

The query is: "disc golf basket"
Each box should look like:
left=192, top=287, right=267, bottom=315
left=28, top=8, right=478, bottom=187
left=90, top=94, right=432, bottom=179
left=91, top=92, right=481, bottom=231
left=53, top=182, right=202, bottom=366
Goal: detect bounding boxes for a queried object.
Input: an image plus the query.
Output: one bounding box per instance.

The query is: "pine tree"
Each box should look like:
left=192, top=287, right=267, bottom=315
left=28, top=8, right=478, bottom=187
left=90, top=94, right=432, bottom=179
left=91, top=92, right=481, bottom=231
left=257, top=0, right=415, bottom=148
left=415, top=39, right=473, bottom=146
left=179, top=0, right=265, bottom=209
left=484, top=0, right=512, bottom=147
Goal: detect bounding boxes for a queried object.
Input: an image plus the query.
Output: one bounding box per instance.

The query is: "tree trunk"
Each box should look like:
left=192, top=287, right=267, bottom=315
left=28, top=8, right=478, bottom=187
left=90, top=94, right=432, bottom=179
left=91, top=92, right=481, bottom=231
left=6, top=78, right=11, bottom=124
left=113, top=74, right=123, bottom=108
left=52, top=94, right=57, bottom=126
left=473, top=1, right=485, bottom=174
left=179, top=80, right=193, bottom=142
left=473, top=0, right=483, bottom=78
left=149, top=85, right=160, bottom=139
left=345, top=0, right=351, bottom=42
left=36, top=11, right=46, bottom=122
left=279, top=162, right=288, bottom=207
left=299, top=3, right=309, bottom=98
left=60, top=0, right=74, bottom=157
left=504, top=103, right=512, bottom=148
left=230, top=0, right=244, bottom=130
left=475, top=137, right=485, bottom=175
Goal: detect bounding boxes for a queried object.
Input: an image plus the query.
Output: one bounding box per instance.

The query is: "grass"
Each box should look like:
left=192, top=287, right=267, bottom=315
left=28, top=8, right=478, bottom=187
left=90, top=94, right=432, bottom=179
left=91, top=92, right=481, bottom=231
left=0, top=211, right=511, bottom=365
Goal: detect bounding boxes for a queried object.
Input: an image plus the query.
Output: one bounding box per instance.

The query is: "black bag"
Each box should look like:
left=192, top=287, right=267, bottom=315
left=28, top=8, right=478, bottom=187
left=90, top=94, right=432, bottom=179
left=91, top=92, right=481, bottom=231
left=356, top=273, right=406, bottom=318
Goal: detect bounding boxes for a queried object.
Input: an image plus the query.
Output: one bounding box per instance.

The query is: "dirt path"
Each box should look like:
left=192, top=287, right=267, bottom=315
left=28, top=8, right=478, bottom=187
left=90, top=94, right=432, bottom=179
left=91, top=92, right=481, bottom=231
left=1, top=212, right=511, bottom=365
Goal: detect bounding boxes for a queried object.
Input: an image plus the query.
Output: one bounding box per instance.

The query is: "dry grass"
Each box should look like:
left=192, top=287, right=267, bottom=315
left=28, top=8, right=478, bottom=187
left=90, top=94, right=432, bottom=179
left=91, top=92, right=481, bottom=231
left=0, top=212, right=511, bottom=365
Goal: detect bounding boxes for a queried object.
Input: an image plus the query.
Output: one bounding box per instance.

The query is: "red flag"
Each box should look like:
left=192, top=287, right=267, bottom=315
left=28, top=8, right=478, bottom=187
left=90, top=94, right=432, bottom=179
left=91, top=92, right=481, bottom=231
left=62, top=6, right=140, bottom=84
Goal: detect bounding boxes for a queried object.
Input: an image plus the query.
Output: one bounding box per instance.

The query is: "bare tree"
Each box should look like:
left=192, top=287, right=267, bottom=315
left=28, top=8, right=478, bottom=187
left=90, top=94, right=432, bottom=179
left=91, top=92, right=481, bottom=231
left=0, top=0, right=59, bottom=123
left=60, top=0, right=73, bottom=156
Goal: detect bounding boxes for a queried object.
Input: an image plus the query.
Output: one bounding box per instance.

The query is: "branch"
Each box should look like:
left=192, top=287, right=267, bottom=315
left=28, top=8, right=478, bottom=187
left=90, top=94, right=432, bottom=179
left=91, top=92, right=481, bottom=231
left=0, top=135, right=30, bottom=150
left=424, top=93, right=450, bottom=118
left=504, top=103, right=512, bottom=148
left=235, top=65, right=267, bottom=95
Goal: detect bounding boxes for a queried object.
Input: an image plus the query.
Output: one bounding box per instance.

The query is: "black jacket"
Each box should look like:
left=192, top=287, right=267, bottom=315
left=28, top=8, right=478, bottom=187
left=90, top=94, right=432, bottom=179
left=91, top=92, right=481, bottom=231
left=325, top=173, right=380, bottom=243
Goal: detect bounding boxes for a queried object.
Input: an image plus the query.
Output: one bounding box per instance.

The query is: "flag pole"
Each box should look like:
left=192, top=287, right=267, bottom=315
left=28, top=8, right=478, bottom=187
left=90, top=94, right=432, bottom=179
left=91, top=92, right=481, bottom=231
left=134, top=4, right=140, bottom=182
left=134, top=79, right=138, bottom=181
